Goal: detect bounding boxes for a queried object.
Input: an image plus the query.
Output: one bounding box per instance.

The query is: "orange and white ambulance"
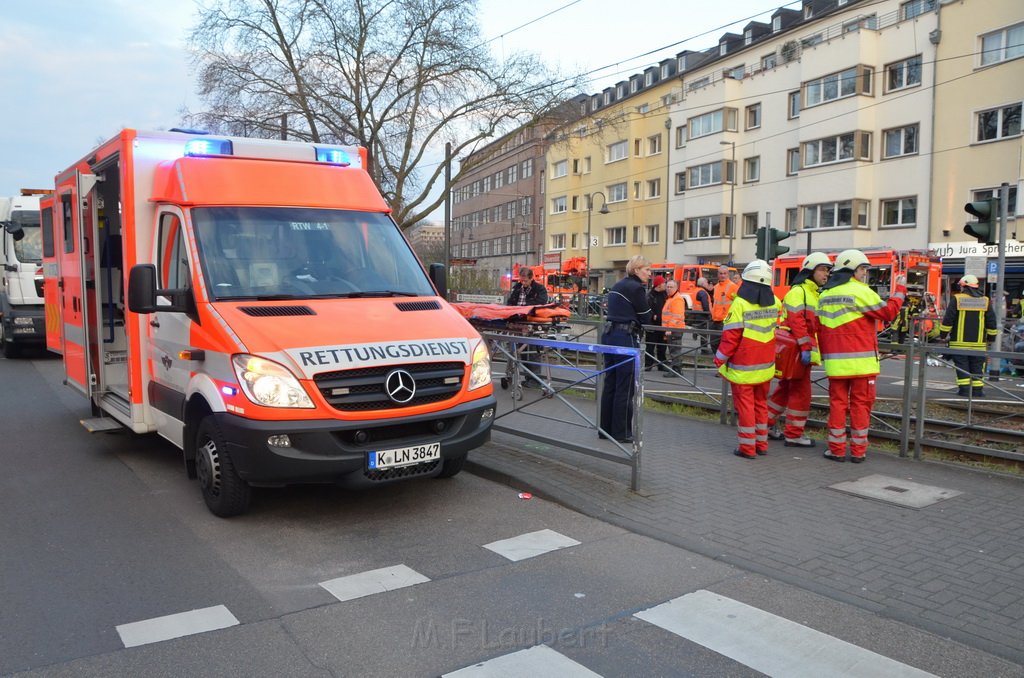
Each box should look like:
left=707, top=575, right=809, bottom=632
left=43, top=129, right=495, bottom=516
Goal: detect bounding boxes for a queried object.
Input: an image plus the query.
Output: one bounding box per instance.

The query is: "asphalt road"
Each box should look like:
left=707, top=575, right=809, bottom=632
left=1, top=351, right=1018, bottom=677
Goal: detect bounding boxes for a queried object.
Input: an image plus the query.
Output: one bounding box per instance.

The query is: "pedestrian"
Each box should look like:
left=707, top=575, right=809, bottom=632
left=714, top=260, right=780, bottom=459
left=661, top=279, right=687, bottom=376
left=506, top=266, right=548, bottom=306
left=599, top=255, right=652, bottom=443
left=710, top=264, right=739, bottom=353
left=937, top=274, right=997, bottom=397
left=817, top=249, right=906, bottom=463
left=645, top=275, right=668, bottom=371
left=694, top=276, right=713, bottom=353
left=767, top=252, right=832, bottom=448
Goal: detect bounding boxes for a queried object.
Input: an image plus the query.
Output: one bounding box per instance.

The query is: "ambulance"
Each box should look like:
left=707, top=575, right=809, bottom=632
left=43, top=129, right=495, bottom=516
left=0, top=189, right=49, bottom=357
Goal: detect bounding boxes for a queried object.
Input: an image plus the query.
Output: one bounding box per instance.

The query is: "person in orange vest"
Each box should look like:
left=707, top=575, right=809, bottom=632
left=767, top=252, right=832, bottom=447
left=817, top=249, right=906, bottom=463
left=710, top=264, right=739, bottom=353
left=661, top=279, right=687, bottom=376
left=714, top=260, right=780, bottom=459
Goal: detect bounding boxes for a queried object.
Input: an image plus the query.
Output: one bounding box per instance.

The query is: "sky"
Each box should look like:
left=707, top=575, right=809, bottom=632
left=0, top=0, right=787, bottom=198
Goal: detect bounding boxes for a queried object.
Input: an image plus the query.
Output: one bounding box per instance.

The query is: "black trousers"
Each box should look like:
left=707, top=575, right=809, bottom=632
left=644, top=329, right=667, bottom=368
left=600, top=329, right=638, bottom=440
left=951, top=351, right=986, bottom=389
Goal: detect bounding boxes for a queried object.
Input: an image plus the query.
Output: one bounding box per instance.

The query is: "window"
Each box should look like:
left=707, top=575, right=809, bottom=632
left=521, top=159, right=533, bottom=178
left=608, top=182, right=628, bottom=203
left=158, top=213, right=190, bottom=289
left=570, top=233, right=578, bottom=249
left=637, top=103, right=650, bottom=114
left=801, top=132, right=871, bottom=167
left=616, top=84, right=625, bottom=98
left=688, top=108, right=738, bottom=139
left=552, top=159, right=568, bottom=178
left=881, top=197, right=917, bottom=227
left=646, top=224, right=660, bottom=243
left=607, top=140, right=628, bottom=162
left=976, top=102, right=1022, bottom=142
left=762, top=53, right=778, bottom=70
left=686, top=215, right=732, bottom=239
left=647, top=178, right=661, bottom=198
left=725, top=64, right=745, bottom=79
left=603, top=91, right=611, bottom=105
left=787, top=148, right=800, bottom=175
left=571, top=195, right=580, bottom=211
left=674, top=221, right=686, bottom=242
left=786, top=208, right=799, bottom=232
left=633, top=181, right=641, bottom=200
left=802, top=200, right=870, bottom=229
left=802, top=66, right=871, bottom=108
left=675, top=172, right=686, bottom=193
left=973, top=187, right=1018, bottom=216
left=631, top=79, right=640, bottom=93
left=607, top=226, right=627, bottom=245
left=901, top=0, right=935, bottom=20
left=551, top=234, right=566, bottom=250
left=981, top=22, right=1024, bottom=66
left=648, top=134, right=662, bottom=155
left=719, top=42, right=728, bottom=56
left=494, top=171, right=503, bottom=189
left=645, top=71, right=654, bottom=86
left=744, top=30, right=753, bottom=46
left=661, top=63, right=670, bottom=79
left=507, top=164, right=518, bottom=184
left=745, top=103, right=761, bottom=129
left=885, top=55, right=922, bottom=92
left=882, top=124, right=919, bottom=158
left=675, top=125, right=687, bottom=148
left=483, top=176, right=491, bottom=192
left=743, top=213, right=759, bottom=236
left=551, top=196, right=567, bottom=214
left=632, top=226, right=641, bottom=244
left=744, top=156, right=760, bottom=183
left=772, top=16, right=781, bottom=32
left=788, top=91, right=801, bottom=119
left=634, top=139, right=643, bottom=157
left=687, top=160, right=735, bottom=189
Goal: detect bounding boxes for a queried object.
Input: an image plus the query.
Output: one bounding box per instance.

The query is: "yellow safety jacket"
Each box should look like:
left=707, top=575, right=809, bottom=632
left=818, top=278, right=905, bottom=378
left=717, top=295, right=780, bottom=384
left=938, top=293, right=997, bottom=350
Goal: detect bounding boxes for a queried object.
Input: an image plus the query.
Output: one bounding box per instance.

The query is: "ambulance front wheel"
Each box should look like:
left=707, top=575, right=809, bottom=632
left=195, top=417, right=252, bottom=517
left=437, top=452, right=467, bottom=478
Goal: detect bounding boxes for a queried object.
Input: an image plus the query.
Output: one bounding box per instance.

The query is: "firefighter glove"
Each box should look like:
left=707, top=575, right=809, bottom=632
left=800, top=350, right=812, bottom=366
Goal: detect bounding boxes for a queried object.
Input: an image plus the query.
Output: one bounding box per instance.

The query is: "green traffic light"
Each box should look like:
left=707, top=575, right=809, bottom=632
left=963, top=198, right=997, bottom=245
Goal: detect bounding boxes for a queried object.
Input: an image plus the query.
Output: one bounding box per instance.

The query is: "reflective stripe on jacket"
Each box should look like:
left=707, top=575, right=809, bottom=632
left=781, top=278, right=821, bottom=361
left=818, top=279, right=905, bottom=378
left=711, top=280, right=739, bottom=322
left=662, top=293, right=687, bottom=329
left=938, top=293, right=997, bottom=350
left=716, top=295, right=781, bottom=384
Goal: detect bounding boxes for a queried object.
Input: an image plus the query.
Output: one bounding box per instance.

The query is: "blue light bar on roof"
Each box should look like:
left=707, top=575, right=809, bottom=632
left=315, top=147, right=352, bottom=166
left=184, top=138, right=234, bottom=157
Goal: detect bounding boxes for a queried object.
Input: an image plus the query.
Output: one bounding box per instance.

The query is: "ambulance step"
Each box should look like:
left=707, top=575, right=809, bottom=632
left=80, top=417, right=124, bottom=433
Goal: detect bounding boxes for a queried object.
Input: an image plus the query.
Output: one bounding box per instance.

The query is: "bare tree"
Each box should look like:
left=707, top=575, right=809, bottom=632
left=187, top=0, right=581, bottom=228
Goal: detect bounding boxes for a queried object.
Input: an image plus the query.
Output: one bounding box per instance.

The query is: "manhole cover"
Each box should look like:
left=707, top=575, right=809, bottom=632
left=829, top=474, right=962, bottom=509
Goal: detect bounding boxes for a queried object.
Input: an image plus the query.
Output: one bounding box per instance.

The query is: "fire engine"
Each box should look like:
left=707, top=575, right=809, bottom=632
left=42, top=129, right=495, bottom=516
left=505, top=257, right=586, bottom=303
left=649, top=263, right=736, bottom=308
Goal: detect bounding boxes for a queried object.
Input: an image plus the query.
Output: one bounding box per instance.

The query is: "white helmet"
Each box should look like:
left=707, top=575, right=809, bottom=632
left=834, top=249, right=870, bottom=272
left=801, top=252, right=833, bottom=271
left=741, top=259, right=772, bottom=285
left=959, top=274, right=979, bottom=288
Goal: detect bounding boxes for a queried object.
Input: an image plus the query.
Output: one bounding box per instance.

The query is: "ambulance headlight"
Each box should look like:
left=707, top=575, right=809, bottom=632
left=468, top=340, right=491, bottom=391
left=231, top=354, right=314, bottom=409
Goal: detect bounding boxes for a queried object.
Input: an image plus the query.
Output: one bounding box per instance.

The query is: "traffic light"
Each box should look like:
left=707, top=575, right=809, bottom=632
left=963, top=198, right=998, bottom=245
left=755, top=227, right=792, bottom=261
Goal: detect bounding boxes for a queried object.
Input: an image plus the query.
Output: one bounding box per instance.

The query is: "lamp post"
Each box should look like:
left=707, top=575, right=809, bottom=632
left=720, top=140, right=736, bottom=264
left=585, top=191, right=610, bottom=292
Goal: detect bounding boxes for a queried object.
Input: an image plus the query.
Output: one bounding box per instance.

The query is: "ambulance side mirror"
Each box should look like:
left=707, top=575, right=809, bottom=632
left=429, top=263, right=447, bottom=298
left=128, top=264, right=191, bottom=314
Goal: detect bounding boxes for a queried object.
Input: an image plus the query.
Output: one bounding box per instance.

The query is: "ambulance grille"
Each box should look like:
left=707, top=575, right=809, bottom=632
left=237, top=305, right=315, bottom=317
left=395, top=301, right=441, bottom=312
left=364, top=459, right=440, bottom=481
left=314, top=361, right=465, bottom=411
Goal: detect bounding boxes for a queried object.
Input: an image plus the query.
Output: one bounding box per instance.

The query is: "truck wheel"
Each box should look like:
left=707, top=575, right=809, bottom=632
left=194, top=417, right=251, bottom=517
left=0, top=322, right=19, bottom=359
left=437, top=452, right=467, bottom=478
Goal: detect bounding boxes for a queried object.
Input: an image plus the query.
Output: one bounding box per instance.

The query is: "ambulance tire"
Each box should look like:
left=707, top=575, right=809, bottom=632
left=195, top=417, right=252, bottom=517
left=437, top=452, right=467, bottom=478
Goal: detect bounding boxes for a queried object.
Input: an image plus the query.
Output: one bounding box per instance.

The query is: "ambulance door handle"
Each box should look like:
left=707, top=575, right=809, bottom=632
left=150, top=319, right=160, bottom=328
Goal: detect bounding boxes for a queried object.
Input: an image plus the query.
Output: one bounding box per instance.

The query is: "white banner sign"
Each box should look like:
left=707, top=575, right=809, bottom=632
left=929, top=240, right=1024, bottom=259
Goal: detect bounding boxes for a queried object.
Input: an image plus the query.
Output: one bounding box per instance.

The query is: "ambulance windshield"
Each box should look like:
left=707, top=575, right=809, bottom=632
left=191, top=207, right=436, bottom=301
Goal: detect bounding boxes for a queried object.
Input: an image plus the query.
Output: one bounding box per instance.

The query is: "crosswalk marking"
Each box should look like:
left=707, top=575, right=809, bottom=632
left=443, top=644, right=602, bottom=677
left=319, top=564, right=430, bottom=603
left=116, top=605, right=239, bottom=648
left=482, top=529, right=581, bottom=562
left=635, top=590, right=936, bottom=678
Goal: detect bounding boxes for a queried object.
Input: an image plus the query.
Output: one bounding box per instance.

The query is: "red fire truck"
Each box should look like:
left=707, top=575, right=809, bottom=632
left=649, top=263, right=736, bottom=308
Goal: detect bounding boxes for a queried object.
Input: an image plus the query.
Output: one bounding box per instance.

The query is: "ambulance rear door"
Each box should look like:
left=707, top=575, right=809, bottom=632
left=40, top=196, right=62, bottom=354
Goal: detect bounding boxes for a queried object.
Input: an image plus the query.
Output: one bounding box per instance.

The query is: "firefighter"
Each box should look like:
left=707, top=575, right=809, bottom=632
left=817, top=250, right=906, bottom=463
left=937, top=274, right=997, bottom=397
left=714, top=260, right=781, bottom=459
left=661, top=279, right=687, bottom=375
left=767, top=252, right=832, bottom=447
left=710, top=264, right=739, bottom=352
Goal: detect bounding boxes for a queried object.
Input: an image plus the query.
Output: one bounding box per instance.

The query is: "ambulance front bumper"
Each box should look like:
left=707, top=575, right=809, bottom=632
left=213, top=394, right=496, bottom=487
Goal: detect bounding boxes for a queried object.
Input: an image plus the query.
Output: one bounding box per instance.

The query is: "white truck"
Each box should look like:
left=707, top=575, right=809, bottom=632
left=0, top=190, right=48, bottom=357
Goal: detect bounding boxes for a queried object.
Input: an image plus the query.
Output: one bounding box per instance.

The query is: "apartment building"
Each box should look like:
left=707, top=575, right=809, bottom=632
left=669, top=0, right=943, bottom=265
left=929, top=0, right=1023, bottom=292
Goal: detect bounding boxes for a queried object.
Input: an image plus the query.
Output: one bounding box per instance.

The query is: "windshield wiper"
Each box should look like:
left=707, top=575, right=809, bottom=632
left=338, top=290, right=420, bottom=298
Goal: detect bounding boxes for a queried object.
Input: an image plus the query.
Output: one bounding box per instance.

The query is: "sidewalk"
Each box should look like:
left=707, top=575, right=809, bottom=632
left=466, top=388, right=1024, bottom=667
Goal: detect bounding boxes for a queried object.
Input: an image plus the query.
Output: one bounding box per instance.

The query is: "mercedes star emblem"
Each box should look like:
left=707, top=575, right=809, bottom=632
left=384, top=369, right=416, bottom=404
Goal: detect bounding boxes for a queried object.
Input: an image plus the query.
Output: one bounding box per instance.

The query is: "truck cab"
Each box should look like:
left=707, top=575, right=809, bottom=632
left=0, top=191, right=48, bottom=357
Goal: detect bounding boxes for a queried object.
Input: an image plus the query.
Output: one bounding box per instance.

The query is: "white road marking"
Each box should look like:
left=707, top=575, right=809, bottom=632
left=443, top=644, right=602, bottom=677
left=635, top=590, right=935, bottom=678
left=319, top=564, right=430, bottom=602
left=482, top=529, right=581, bottom=562
left=116, top=605, right=239, bottom=648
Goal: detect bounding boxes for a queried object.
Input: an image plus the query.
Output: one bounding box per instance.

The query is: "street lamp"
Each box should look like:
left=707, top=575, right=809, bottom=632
left=586, top=191, right=610, bottom=292
left=720, top=140, right=736, bottom=265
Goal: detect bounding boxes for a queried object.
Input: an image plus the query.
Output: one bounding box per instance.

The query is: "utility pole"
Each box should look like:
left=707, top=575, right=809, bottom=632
left=992, top=182, right=1009, bottom=375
